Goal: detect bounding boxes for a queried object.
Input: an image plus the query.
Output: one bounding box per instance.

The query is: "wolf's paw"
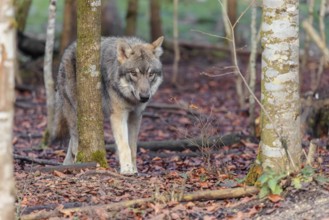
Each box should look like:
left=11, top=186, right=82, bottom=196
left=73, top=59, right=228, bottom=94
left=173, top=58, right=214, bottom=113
left=120, top=164, right=138, bottom=175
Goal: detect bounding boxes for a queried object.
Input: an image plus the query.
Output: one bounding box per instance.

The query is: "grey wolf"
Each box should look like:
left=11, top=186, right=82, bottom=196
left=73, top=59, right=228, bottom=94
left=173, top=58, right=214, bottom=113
left=53, top=36, right=164, bottom=174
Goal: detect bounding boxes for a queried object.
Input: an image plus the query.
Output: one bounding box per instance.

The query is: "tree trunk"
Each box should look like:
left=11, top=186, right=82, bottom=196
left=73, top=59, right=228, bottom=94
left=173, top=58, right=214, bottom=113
left=260, top=0, right=301, bottom=173
left=125, top=0, right=138, bottom=36
left=0, top=0, right=16, bottom=219
left=101, top=0, right=123, bottom=36
left=76, top=0, right=107, bottom=167
left=172, top=0, right=180, bottom=84
left=15, top=0, right=32, bottom=32
left=227, top=0, right=237, bottom=25
left=248, top=3, right=257, bottom=135
left=43, top=0, right=57, bottom=144
left=60, top=0, right=77, bottom=56
left=149, top=0, right=163, bottom=41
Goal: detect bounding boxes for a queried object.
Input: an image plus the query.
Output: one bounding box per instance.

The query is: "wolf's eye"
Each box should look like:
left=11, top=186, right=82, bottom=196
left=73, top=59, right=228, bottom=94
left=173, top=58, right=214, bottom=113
left=149, top=72, right=155, bottom=78
left=130, top=71, right=137, bottom=78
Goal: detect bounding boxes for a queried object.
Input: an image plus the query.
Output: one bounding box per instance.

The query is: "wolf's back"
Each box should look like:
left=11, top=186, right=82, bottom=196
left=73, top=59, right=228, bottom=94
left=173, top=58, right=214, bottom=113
left=52, top=42, right=77, bottom=140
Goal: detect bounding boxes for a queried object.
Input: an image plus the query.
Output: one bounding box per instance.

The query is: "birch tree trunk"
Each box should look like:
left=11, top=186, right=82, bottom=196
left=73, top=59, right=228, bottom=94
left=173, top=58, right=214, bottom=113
left=248, top=3, right=257, bottom=135
left=43, top=0, right=56, bottom=143
left=125, top=0, right=138, bottom=36
left=260, top=0, right=301, bottom=173
left=76, top=0, right=107, bottom=167
left=0, top=0, right=16, bottom=218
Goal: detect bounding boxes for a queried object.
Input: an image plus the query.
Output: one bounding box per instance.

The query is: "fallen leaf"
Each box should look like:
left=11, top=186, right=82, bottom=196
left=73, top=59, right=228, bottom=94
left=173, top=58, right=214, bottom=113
left=53, top=170, right=66, bottom=178
left=268, top=194, right=283, bottom=203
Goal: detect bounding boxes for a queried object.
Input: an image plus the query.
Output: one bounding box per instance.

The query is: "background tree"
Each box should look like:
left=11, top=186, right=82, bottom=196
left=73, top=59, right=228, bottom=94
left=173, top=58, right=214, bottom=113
left=60, top=0, right=76, bottom=56
left=43, top=0, right=57, bottom=144
left=0, top=0, right=16, bottom=218
left=76, top=0, right=107, bottom=167
left=14, top=0, right=32, bottom=32
left=101, top=0, right=123, bottom=36
left=125, top=0, right=138, bottom=36
left=259, top=0, right=301, bottom=173
left=149, top=0, right=163, bottom=41
left=172, top=0, right=180, bottom=84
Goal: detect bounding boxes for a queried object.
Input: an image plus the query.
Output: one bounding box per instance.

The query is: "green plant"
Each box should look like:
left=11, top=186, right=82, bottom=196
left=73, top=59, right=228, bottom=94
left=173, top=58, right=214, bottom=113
left=257, top=168, right=286, bottom=199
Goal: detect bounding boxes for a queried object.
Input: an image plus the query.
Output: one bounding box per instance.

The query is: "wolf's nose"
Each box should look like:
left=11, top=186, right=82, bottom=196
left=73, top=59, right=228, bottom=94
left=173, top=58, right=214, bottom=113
left=140, top=95, right=150, bottom=103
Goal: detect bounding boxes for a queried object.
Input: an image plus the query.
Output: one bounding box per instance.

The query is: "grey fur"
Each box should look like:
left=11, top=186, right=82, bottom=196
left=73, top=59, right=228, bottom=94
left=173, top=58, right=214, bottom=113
left=53, top=36, right=164, bottom=174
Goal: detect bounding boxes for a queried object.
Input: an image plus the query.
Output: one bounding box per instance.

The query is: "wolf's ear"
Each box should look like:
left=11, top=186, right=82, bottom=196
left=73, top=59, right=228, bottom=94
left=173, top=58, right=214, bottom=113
left=117, top=40, right=133, bottom=64
left=151, top=36, right=164, bottom=57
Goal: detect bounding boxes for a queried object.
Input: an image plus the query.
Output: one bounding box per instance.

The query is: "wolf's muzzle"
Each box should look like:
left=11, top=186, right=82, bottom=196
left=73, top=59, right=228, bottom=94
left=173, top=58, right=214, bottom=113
left=139, top=94, right=150, bottom=103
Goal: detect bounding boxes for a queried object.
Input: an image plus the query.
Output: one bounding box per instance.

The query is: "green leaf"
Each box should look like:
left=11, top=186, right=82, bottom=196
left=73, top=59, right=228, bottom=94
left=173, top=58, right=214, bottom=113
left=259, top=186, right=270, bottom=199
left=258, top=174, right=269, bottom=184
left=273, top=184, right=283, bottom=195
left=315, top=175, right=329, bottom=184
left=292, top=177, right=302, bottom=189
left=301, top=165, right=315, bottom=177
left=268, top=178, right=278, bottom=193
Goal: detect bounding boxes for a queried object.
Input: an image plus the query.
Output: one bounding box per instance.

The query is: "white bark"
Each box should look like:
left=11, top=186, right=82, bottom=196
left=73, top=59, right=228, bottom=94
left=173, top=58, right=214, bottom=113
left=0, top=0, right=16, bottom=219
left=43, top=0, right=57, bottom=135
left=261, top=0, right=301, bottom=173
left=248, top=4, right=257, bottom=134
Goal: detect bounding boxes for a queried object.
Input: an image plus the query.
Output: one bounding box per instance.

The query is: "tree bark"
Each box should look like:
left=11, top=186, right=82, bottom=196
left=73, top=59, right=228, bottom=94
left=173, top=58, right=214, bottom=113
left=125, top=0, right=138, bottom=36
left=149, top=0, right=163, bottom=41
left=15, top=0, right=32, bottom=32
left=43, top=0, right=57, bottom=144
left=260, top=0, right=301, bottom=173
left=0, top=0, right=16, bottom=219
left=248, top=4, right=257, bottom=135
left=60, top=0, right=77, bottom=56
left=172, top=0, right=180, bottom=84
left=76, top=0, right=107, bottom=167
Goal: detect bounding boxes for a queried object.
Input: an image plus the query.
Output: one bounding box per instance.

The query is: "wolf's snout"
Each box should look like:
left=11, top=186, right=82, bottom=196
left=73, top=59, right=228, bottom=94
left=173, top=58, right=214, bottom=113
left=139, top=93, right=150, bottom=103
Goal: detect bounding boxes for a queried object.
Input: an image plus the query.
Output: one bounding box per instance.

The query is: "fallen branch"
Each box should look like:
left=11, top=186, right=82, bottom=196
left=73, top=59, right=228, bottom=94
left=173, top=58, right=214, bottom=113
left=31, top=162, right=98, bottom=173
left=13, top=154, right=60, bottom=166
left=20, top=186, right=259, bottom=220
left=106, top=133, right=243, bottom=152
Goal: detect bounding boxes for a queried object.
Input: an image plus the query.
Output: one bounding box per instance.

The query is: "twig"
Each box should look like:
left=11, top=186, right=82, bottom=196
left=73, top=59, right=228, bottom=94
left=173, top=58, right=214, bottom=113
left=13, top=154, right=60, bottom=166
left=20, top=186, right=259, bottom=220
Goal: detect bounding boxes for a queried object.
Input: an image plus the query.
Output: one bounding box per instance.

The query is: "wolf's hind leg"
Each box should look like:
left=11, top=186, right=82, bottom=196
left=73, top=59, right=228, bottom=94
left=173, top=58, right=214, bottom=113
left=110, top=111, right=135, bottom=174
left=128, top=112, right=142, bottom=173
left=62, top=94, right=78, bottom=165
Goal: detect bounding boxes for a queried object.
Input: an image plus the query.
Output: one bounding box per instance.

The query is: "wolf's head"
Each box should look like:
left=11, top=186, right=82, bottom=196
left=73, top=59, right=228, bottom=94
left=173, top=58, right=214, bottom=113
left=115, top=36, right=164, bottom=104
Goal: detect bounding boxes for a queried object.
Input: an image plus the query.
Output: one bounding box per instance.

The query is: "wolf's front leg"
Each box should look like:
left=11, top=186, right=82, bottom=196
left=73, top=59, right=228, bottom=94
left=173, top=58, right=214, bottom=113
left=128, top=112, right=142, bottom=173
left=110, top=111, right=135, bottom=174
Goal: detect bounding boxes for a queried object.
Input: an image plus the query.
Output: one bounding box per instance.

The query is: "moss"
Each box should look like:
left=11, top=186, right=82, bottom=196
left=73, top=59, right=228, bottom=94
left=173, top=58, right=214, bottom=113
left=76, top=150, right=108, bottom=168
left=245, top=148, right=263, bottom=185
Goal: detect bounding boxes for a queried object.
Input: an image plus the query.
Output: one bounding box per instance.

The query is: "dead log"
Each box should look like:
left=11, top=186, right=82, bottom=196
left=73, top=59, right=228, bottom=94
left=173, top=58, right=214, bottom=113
left=31, top=162, right=98, bottom=173
left=106, top=133, right=243, bottom=152
left=20, top=186, right=258, bottom=220
left=13, top=154, right=60, bottom=166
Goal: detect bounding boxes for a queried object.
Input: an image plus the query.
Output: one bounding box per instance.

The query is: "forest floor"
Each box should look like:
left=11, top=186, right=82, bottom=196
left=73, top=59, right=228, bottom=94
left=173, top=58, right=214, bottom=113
left=14, top=56, right=329, bottom=219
